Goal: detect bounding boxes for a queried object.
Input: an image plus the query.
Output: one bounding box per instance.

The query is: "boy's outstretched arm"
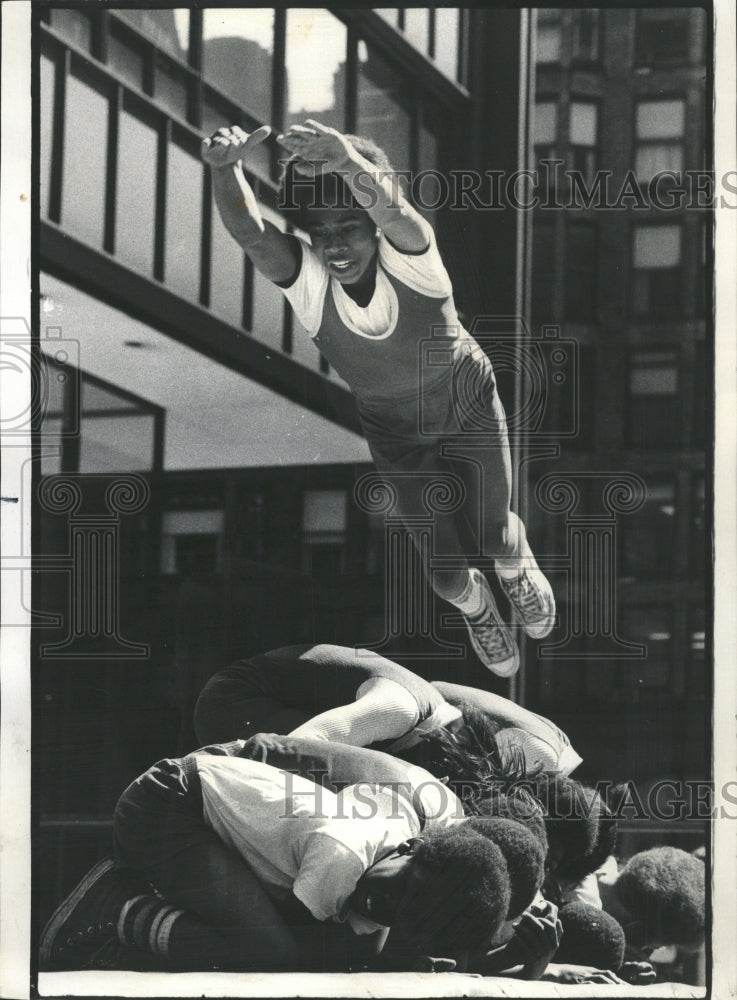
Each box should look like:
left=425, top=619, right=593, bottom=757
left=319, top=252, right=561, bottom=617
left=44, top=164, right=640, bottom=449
left=202, top=125, right=300, bottom=284
left=240, top=733, right=428, bottom=798
left=278, top=120, right=429, bottom=254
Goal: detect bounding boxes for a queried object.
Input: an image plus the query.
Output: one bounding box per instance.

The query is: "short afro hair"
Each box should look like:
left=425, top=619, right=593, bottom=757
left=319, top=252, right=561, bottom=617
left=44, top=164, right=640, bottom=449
left=555, top=902, right=626, bottom=972
left=279, top=134, right=397, bottom=231
left=615, top=847, right=705, bottom=949
left=465, top=816, right=546, bottom=919
left=474, top=790, right=549, bottom=855
left=396, top=825, right=511, bottom=954
left=533, top=775, right=610, bottom=882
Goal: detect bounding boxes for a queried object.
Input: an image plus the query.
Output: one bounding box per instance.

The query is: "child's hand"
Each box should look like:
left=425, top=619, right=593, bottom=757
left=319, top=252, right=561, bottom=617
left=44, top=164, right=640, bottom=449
left=619, top=960, right=657, bottom=985
left=201, top=125, right=271, bottom=168
left=277, top=119, right=355, bottom=175
left=541, top=963, right=626, bottom=985
left=513, top=901, right=563, bottom=980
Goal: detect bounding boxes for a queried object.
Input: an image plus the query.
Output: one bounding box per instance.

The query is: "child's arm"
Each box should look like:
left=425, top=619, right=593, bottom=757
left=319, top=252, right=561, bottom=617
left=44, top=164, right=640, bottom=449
left=278, top=120, right=429, bottom=253
left=202, top=125, right=300, bottom=284
left=240, top=733, right=422, bottom=794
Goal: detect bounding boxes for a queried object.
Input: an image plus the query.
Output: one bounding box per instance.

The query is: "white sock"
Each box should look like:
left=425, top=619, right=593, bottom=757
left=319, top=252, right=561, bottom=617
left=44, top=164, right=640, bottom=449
left=496, top=512, right=527, bottom=579
left=450, top=569, right=490, bottom=620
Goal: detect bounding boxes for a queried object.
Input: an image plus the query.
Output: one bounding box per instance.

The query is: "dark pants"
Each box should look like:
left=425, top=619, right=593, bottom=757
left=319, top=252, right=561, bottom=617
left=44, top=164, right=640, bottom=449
left=112, top=743, right=302, bottom=970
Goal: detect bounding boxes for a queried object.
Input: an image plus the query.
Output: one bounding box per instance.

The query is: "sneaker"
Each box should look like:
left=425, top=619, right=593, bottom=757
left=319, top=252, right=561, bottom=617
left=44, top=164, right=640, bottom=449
left=497, top=540, right=556, bottom=640
left=462, top=571, right=519, bottom=677
left=39, top=858, right=136, bottom=971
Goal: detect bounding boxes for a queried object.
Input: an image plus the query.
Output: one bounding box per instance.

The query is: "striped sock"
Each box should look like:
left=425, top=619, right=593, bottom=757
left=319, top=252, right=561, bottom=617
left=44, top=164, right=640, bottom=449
left=117, top=894, right=185, bottom=962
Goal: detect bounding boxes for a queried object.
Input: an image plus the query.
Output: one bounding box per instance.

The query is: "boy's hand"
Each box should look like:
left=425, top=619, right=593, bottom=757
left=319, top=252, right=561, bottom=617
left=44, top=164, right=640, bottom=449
left=541, top=963, right=626, bottom=985
left=514, top=901, right=563, bottom=980
left=201, top=125, right=271, bottom=167
left=277, top=119, right=355, bottom=175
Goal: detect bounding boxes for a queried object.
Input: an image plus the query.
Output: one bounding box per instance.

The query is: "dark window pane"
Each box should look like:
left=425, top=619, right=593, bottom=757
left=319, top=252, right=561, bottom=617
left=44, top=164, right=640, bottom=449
left=619, top=606, right=673, bottom=689
left=107, top=27, right=146, bottom=91
left=50, top=8, right=92, bottom=51
left=620, top=481, right=676, bottom=579
left=155, top=55, right=190, bottom=121
left=692, top=342, right=707, bottom=446
left=565, top=222, right=597, bottom=320
left=285, top=10, right=346, bottom=131
left=627, top=351, right=681, bottom=448
left=571, top=9, right=600, bottom=62
left=202, top=9, right=273, bottom=123
left=113, top=8, right=188, bottom=61
left=357, top=44, right=411, bottom=174
left=531, top=221, right=556, bottom=320
left=636, top=12, right=690, bottom=67
left=558, top=344, right=594, bottom=451
left=690, top=475, right=706, bottom=575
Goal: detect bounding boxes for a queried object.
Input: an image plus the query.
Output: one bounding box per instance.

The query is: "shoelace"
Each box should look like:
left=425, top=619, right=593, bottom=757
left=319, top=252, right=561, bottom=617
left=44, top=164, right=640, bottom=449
left=469, top=618, right=515, bottom=659
left=503, top=571, right=550, bottom=620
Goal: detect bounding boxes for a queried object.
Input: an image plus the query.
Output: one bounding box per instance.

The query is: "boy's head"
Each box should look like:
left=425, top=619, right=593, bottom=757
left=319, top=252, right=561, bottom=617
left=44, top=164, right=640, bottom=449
left=280, top=134, right=397, bottom=285
left=534, top=775, right=612, bottom=881
left=555, top=902, right=626, bottom=971
left=350, top=824, right=514, bottom=954
left=465, top=816, right=547, bottom=919
left=613, top=846, right=705, bottom=950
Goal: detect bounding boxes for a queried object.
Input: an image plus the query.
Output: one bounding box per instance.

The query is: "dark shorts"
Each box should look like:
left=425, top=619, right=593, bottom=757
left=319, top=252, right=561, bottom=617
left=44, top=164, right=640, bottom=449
left=356, top=338, right=508, bottom=473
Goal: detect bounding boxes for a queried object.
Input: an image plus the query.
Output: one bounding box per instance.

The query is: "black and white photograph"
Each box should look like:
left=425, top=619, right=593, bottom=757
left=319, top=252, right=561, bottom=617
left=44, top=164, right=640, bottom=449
left=0, top=2, right=735, bottom=998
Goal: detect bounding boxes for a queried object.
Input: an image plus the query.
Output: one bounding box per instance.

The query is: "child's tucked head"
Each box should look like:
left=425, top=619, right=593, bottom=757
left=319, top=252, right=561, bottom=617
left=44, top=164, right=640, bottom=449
left=350, top=822, right=528, bottom=954
left=613, top=846, right=705, bottom=950
left=556, top=902, right=626, bottom=971
left=465, top=815, right=547, bottom=919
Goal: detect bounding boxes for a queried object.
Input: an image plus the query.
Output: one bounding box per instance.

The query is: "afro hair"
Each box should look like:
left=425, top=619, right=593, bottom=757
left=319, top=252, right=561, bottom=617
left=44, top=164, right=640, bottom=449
left=555, top=902, right=626, bottom=972
left=532, top=775, right=611, bottom=882
left=279, top=133, right=397, bottom=230
left=615, top=847, right=705, bottom=949
left=395, top=824, right=511, bottom=954
left=474, top=790, right=549, bottom=855
left=465, top=816, right=546, bottom=919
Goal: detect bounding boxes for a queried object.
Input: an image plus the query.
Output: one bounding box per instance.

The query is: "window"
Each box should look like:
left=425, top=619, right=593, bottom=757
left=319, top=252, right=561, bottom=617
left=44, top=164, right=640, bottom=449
left=691, top=341, right=707, bottom=446
left=302, top=489, right=347, bottom=582
left=284, top=10, right=346, bottom=131
left=620, top=608, right=674, bottom=690
left=433, top=8, right=462, bottom=81
left=49, top=8, right=93, bottom=52
left=534, top=101, right=558, bottom=165
left=568, top=101, right=597, bottom=182
left=690, top=475, right=706, bottom=575
left=620, top=481, right=676, bottom=580
left=531, top=220, right=556, bottom=320
left=635, top=100, right=685, bottom=182
left=635, top=9, right=691, bottom=67
left=565, top=222, right=597, bottom=321
left=160, top=510, right=224, bottom=575
left=61, top=76, right=108, bottom=249
left=687, top=606, right=706, bottom=698
left=357, top=44, right=412, bottom=173
left=631, top=225, right=682, bottom=319
left=627, top=350, right=681, bottom=448
left=535, top=9, right=562, bottom=64
left=112, top=9, right=189, bottom=61
left=571, top=9, right=600, bottom=62
left=202, top=8, right=274, bottom=123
